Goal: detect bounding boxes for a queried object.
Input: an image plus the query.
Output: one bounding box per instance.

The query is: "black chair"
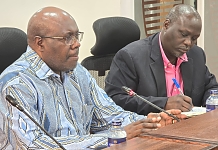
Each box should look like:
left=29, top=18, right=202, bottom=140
left=81, top=17, right=140, bottom=89
left=0, top=27, right=27, bottom=74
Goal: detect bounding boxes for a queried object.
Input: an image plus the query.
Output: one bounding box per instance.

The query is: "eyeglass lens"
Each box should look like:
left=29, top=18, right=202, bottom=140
left=66, top=33, right=83, bottom=45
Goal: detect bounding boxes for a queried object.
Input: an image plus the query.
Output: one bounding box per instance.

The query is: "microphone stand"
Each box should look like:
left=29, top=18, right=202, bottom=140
left=121, top=86, right=180, bottom=122
left=6, top=95, right=66, bottom=150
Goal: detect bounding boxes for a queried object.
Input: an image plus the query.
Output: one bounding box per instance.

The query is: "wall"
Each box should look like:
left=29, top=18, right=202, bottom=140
left=0, top=0, right=121, bottom=62
left=134, top=0, right=145, bottom=39
left=204, top=0, right=218, bottom=78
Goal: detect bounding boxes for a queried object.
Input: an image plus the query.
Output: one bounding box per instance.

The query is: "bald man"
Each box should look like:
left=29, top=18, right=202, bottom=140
left=105, top=4, right=218, bottom=115
left=0, top=7, right=186, bottom=149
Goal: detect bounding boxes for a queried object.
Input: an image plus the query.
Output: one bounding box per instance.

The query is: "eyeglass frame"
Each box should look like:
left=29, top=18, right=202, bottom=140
left=36, top=31, right=84, bottom=45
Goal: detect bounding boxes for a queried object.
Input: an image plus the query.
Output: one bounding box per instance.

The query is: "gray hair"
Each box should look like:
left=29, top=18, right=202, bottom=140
left=166, top=4, right=201, bottom=23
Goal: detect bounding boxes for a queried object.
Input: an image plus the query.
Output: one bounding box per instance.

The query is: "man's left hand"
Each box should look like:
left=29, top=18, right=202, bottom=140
left=148, top=109, right=187, bottom=127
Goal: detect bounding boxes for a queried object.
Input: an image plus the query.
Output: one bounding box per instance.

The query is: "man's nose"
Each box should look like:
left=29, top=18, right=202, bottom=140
left=70, top=39, right=81, bottom=49
left=184, top=36, right=192, bottom=46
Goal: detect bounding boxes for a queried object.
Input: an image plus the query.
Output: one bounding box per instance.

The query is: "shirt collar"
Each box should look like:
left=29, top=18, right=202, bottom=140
left=25, top=46, right=60, bottom=79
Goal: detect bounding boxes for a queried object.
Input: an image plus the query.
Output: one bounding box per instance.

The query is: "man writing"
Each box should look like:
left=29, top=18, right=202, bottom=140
left=0, top=7, right=186, bottom=149
left=105, top=4, right=218, bottom=115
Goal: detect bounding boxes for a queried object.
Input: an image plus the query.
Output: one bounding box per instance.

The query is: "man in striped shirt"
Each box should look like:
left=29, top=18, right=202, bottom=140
left=0, top=7, right=186, bottom=149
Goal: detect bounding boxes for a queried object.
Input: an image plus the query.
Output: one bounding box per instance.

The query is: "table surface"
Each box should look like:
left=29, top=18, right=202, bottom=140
left=104, top=109, right=218, bottom=150
left=144, top=109, right=218, bottom=144
left=104, top=136, right=218, bottom=150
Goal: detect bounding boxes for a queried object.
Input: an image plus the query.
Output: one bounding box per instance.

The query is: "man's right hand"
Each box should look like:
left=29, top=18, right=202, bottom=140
left=165, top=95, right=193, bottom=112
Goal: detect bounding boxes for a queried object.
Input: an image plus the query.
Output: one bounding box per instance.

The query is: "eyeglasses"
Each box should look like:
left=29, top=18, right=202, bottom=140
left=38, top=32, right=84, bottom=45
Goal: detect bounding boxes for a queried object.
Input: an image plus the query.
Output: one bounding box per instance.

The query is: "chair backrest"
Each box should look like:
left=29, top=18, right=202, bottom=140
left=142, top=0, right=184, bottom=36
left=0, top=27, right=27, bottom=74
left=81, top=17, right=140, bottom=89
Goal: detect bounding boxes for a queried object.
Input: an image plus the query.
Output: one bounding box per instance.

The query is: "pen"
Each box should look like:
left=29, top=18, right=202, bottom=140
left=172, top=78, right=184, bottom=96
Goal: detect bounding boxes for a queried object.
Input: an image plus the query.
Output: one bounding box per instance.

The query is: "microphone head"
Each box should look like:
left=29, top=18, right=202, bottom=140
left=121, top=86, right=135, bottom=96
left=6, top=95, right=18, bottom=106
left=6, top=95, right=24, bottom=111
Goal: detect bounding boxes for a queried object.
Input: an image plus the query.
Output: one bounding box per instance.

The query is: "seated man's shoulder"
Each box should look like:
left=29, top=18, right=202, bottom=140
left=0, top=62, right=29, bottom=88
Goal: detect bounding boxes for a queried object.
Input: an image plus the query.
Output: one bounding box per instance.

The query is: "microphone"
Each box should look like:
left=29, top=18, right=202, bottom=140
left=5, top=95, right=66, bottom=150
left=121, top=86, right=180, bottom=122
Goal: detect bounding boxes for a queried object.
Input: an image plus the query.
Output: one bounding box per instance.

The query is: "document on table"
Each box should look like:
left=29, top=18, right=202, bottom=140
left=181, top=106, right=206, bottom=118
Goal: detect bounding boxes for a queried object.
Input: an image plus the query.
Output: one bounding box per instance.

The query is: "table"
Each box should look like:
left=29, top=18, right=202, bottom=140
left=104, top=109, right=218, bottom=150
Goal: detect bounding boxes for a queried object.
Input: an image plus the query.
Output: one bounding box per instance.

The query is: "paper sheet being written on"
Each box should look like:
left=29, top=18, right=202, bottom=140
left=181, top=107, right=206, bottom=118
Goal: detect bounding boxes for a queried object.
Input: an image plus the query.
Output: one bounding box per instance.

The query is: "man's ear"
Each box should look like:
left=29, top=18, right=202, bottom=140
left=163, top=19, right=171, bottom=30
left=34, top=36, right=44, bottom=52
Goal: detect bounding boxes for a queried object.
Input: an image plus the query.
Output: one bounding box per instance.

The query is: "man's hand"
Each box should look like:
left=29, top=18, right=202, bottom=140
left=124, top=114, right=161, bottom=140
left=165, top=95, right=193, bottom=111
left=158, top=109, right=187, bottom=127
left=124, top=109, right=187, bottom=140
